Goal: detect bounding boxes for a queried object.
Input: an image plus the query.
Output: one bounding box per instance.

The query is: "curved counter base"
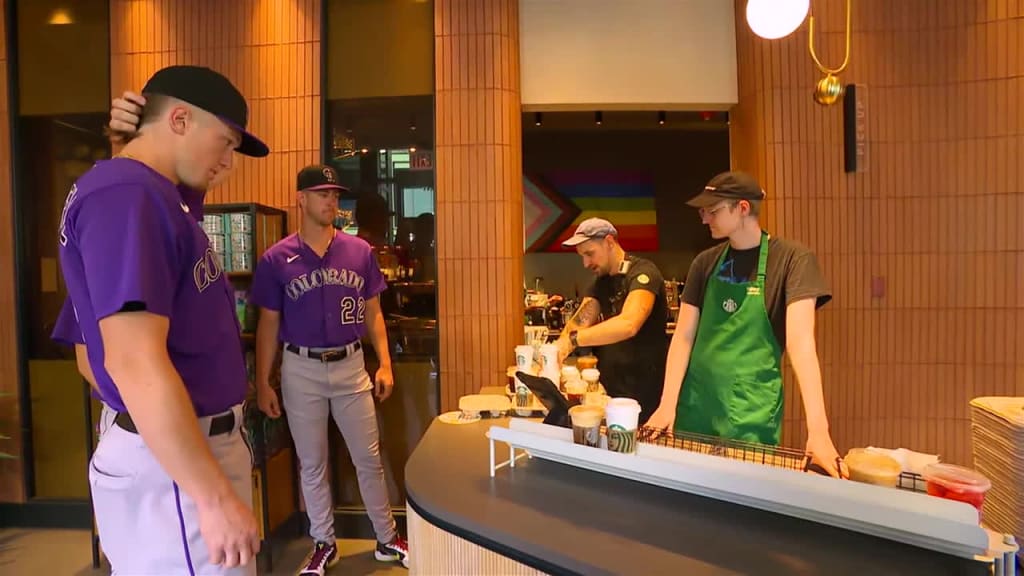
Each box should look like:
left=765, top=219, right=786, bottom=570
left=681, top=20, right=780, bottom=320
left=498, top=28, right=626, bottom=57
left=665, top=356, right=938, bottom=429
left=406, top=417, right=991, bottom=576
left=407, top=504, right=546, bottom=575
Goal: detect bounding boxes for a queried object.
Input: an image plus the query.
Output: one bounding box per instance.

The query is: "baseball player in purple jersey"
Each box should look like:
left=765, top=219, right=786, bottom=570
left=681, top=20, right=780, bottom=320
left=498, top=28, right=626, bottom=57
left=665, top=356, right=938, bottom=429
left=250, top=165, right=410, bottom=575
left=55, top=65, right=269, bottom=575
left=54, top=91, right=222, bottom=442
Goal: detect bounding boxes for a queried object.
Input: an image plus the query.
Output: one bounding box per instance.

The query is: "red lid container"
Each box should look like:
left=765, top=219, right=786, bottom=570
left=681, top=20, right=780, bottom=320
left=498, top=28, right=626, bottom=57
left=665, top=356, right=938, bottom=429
left=921, top=463, right=992, bottom=514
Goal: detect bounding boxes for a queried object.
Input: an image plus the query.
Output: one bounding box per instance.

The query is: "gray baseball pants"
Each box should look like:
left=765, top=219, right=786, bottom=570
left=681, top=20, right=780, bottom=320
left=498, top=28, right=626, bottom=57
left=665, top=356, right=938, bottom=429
left=281, top=343, right=396, bottom=545
left=89, top=403, right=255, bottom=575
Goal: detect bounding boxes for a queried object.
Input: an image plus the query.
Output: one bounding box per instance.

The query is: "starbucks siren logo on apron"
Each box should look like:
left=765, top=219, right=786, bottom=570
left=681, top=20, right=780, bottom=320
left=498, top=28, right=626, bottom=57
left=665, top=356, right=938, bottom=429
left=722, top=298, right=738, bottom=313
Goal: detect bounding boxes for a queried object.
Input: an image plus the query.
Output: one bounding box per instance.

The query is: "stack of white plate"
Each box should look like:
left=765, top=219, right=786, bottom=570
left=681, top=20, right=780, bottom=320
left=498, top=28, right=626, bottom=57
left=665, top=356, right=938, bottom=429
left=969, top=396, right=1024, bottom=563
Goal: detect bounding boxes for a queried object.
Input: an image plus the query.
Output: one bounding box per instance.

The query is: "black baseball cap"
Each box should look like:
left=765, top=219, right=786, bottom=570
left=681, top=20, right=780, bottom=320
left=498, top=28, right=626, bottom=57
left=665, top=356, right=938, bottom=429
left=297, top=164, right=349, bottom=192
left=686, top=170, right=766, bottom=208
left=142, top=65, right=269, bottom=158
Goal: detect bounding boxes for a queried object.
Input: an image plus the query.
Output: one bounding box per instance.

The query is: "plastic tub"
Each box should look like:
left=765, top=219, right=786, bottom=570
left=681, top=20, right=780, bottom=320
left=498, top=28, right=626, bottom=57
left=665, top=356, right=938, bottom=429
left=921, top=463, right=991, bottom=513
left=844, top=448, right=902, bottom=487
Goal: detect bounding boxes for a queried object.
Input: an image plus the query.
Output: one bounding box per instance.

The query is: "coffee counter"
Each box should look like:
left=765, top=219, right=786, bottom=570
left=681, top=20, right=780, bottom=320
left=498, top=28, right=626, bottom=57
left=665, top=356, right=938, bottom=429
left=405, top=417, right=991, bottom=576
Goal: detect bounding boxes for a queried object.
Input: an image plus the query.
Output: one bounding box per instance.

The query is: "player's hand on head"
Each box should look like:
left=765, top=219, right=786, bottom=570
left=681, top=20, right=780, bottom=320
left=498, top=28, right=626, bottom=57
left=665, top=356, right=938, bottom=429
left=109, top=91, right=145, bottom=137
left=197, top=488, right=260, bottom=568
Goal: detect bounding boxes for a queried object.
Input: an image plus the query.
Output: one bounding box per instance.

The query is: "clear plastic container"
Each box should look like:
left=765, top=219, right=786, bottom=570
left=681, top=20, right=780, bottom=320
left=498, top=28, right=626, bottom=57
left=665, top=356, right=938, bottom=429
left=844, top=448, right=901, bottom=487
left=921, top=463, right=991, bottom=513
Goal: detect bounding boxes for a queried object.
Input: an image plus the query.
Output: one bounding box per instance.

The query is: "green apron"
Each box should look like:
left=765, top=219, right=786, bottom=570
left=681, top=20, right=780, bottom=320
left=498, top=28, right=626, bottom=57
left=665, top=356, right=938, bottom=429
left=675, top=232, right=784, bottom=445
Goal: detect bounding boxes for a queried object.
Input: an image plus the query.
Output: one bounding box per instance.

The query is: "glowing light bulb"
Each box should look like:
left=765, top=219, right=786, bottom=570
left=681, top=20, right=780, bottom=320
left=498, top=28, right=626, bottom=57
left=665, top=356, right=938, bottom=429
left=746, top=0, right=809, bottom=40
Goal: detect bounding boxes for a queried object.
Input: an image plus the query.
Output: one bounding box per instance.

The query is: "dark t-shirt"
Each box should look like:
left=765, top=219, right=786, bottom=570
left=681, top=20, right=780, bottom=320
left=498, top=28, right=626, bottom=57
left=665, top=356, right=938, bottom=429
left=586, top=256, right=669, bottom=417
left=681, top=236, right=832, bottom=351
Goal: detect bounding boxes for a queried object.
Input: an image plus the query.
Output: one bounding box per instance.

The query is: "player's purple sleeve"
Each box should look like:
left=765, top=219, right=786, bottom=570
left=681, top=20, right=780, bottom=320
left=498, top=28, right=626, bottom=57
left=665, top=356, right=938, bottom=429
left=51, top=297, right=84, bottom=346
left=249, top=253, right=283, bottom=311
left=76, top=186, right=178, bottom=320
left=363, top=248, right=387, bottom=300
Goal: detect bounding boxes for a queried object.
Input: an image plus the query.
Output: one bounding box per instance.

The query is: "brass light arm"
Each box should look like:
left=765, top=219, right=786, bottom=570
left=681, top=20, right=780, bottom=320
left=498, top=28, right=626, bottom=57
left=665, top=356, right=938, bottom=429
left=809, top=0, right=852, bottom=105
left=808, top=0, right=852, bottom=75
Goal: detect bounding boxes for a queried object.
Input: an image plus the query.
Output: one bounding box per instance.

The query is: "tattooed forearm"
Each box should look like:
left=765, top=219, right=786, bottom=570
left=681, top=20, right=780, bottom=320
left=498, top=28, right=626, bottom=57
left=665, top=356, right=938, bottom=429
left=566, top=298, right=600, bottom=330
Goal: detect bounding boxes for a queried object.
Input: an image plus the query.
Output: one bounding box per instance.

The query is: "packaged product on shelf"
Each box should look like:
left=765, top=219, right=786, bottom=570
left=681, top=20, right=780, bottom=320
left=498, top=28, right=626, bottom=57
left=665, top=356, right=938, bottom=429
left=235, top=290, right=248, bottom=328
left=201, top=214, right=225, bottom=235
left=230, top=232, right=251, bottom=254
left=208, top=233, right=226, bottom=254
left=230, top=213, right=252, bottom=234
left=232, top=252, right=252, bottom=272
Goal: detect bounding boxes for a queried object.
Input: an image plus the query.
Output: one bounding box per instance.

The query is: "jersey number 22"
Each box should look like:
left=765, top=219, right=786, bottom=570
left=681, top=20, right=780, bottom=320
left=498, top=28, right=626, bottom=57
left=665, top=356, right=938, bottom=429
left=341, top=296, right=366, bottom=325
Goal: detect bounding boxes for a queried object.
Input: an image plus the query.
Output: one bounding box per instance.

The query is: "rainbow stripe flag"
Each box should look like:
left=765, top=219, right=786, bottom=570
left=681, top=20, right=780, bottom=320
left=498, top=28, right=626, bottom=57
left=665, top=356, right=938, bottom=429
left=542, top=171, right=658, bottom=253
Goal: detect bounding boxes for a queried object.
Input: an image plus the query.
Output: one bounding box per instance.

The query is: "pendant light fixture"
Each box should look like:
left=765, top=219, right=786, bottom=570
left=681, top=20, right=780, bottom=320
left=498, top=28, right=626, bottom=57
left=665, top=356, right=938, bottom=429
left=745, top=0, right=809, bottom=40
left=746, top=0, right=853, bottom=106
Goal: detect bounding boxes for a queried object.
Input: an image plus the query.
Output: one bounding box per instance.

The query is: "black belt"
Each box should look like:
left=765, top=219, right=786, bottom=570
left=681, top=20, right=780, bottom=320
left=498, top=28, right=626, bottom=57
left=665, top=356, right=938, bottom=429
left=285, top=341, right=361, bottom=363
left=114, top=410, right=236, bottom=436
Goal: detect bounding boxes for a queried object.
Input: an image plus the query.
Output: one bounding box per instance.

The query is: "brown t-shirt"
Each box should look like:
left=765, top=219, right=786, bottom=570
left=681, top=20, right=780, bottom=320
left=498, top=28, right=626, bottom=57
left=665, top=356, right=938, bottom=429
left=681, top=236, right=832, bottom=351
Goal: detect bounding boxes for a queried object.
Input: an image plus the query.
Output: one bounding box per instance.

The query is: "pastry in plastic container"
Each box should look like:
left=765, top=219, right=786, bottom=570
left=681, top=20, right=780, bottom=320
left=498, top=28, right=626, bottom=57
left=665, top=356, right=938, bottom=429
left=921, top=463, right=991, bottom=513
left=844, top=448, right=902, bottom=487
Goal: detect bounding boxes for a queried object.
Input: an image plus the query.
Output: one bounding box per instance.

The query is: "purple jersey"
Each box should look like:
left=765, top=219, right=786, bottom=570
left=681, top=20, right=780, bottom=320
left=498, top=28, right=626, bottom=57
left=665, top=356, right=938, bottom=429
left=56, top=158, right=247, bottom=417
left=52, top=184, right=205, bottom=348
left=249, top=231, right=387, bottom=347
left=52, top=297, right=85, bottom=347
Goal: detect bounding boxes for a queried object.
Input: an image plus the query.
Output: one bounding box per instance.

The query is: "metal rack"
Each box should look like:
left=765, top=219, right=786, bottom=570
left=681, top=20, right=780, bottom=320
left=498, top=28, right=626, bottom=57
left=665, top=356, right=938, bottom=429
left=636, top=426, right=810, bottom=472
left=633, top=425, right=930, bottom=494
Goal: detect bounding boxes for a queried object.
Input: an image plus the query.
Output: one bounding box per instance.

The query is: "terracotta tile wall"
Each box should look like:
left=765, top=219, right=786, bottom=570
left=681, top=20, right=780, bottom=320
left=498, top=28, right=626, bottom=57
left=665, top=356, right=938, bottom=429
left=434, top=0, right=523, bottom=410
left=731, top=0, right=1023, bottom=464
left=109, top=0, right=323, bottom=231
left=0, top=0, right=27, bottom=503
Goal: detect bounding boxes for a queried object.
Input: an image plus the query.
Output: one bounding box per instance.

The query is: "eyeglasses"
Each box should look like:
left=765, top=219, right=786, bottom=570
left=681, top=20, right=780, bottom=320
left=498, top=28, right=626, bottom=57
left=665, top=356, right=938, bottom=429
left=698, top=203, right=735, bottom=219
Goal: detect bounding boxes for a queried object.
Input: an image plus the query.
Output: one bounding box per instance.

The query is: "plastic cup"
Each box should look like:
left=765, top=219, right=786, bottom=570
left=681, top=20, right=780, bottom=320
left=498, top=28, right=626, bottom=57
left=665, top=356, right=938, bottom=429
left=565, top=379, right=586, bottom=405
left=922, top=463, right=992, bottom=516
left=604, top=398, right=641, bottom=454
left=576, top=356, right=598, bottom=371
left=844, top=448, right=901, bottom=488
left=569, top=405, right=605, bottom=447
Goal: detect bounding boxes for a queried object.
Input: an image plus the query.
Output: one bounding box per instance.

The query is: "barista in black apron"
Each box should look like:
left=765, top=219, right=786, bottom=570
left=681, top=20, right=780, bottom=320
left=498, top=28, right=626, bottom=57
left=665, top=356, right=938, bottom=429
left=557, top=218, right=669, bottom=423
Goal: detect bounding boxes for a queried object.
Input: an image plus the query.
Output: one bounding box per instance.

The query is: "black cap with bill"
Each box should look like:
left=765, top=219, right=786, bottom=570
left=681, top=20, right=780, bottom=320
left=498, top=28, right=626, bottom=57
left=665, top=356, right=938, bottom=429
left=297, top=164, right=349, bottom=193
left=142, top=65, right=270, bottom=158
left=686, top=170, right=767, bottom=208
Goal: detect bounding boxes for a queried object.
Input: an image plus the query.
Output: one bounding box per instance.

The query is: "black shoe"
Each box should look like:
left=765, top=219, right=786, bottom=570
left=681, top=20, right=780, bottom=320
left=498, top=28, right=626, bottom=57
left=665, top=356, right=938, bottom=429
left=298, top=540, right=339, bottom=575
left=375, top=535, right=409, bottom=568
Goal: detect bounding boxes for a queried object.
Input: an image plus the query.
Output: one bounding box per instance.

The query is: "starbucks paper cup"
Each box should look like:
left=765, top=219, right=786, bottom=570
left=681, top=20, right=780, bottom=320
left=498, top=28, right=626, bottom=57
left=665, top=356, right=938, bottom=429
left=514, top=345, right=534, bottom=372
left=538, top=343, right=559, bottom=374
left=604, top=398, right=641, bottom=454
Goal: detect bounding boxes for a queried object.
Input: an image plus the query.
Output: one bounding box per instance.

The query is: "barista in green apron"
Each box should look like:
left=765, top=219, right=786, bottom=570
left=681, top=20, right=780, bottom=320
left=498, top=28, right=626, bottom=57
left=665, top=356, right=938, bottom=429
left=644, top=171, right=845, bottom=478
left=676, top=231, right=782, bottom=444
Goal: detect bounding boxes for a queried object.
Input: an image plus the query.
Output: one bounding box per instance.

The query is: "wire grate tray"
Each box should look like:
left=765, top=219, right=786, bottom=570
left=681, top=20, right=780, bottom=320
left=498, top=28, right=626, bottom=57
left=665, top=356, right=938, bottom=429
left=634, top=425, right=928, bottom=493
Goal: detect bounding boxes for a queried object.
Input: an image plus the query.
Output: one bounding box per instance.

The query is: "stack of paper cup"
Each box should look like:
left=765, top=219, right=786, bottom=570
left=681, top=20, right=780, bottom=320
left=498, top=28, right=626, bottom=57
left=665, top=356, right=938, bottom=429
left=538, top=343, right=560, bottom=383
left=604, top=398, right=642, bottom=454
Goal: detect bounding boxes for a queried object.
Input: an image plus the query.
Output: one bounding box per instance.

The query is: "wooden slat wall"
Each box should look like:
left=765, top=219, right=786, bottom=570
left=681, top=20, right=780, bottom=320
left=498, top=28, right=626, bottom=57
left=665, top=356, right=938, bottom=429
left=434, top=0, right=523, bottom=411
left=109, top=0, right=322, bottom=231
left=407, top=505, right=545, bottom=575
left=0, top=0, right=26, bottom=503
left=731, top=0, right=1023, bottom=465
